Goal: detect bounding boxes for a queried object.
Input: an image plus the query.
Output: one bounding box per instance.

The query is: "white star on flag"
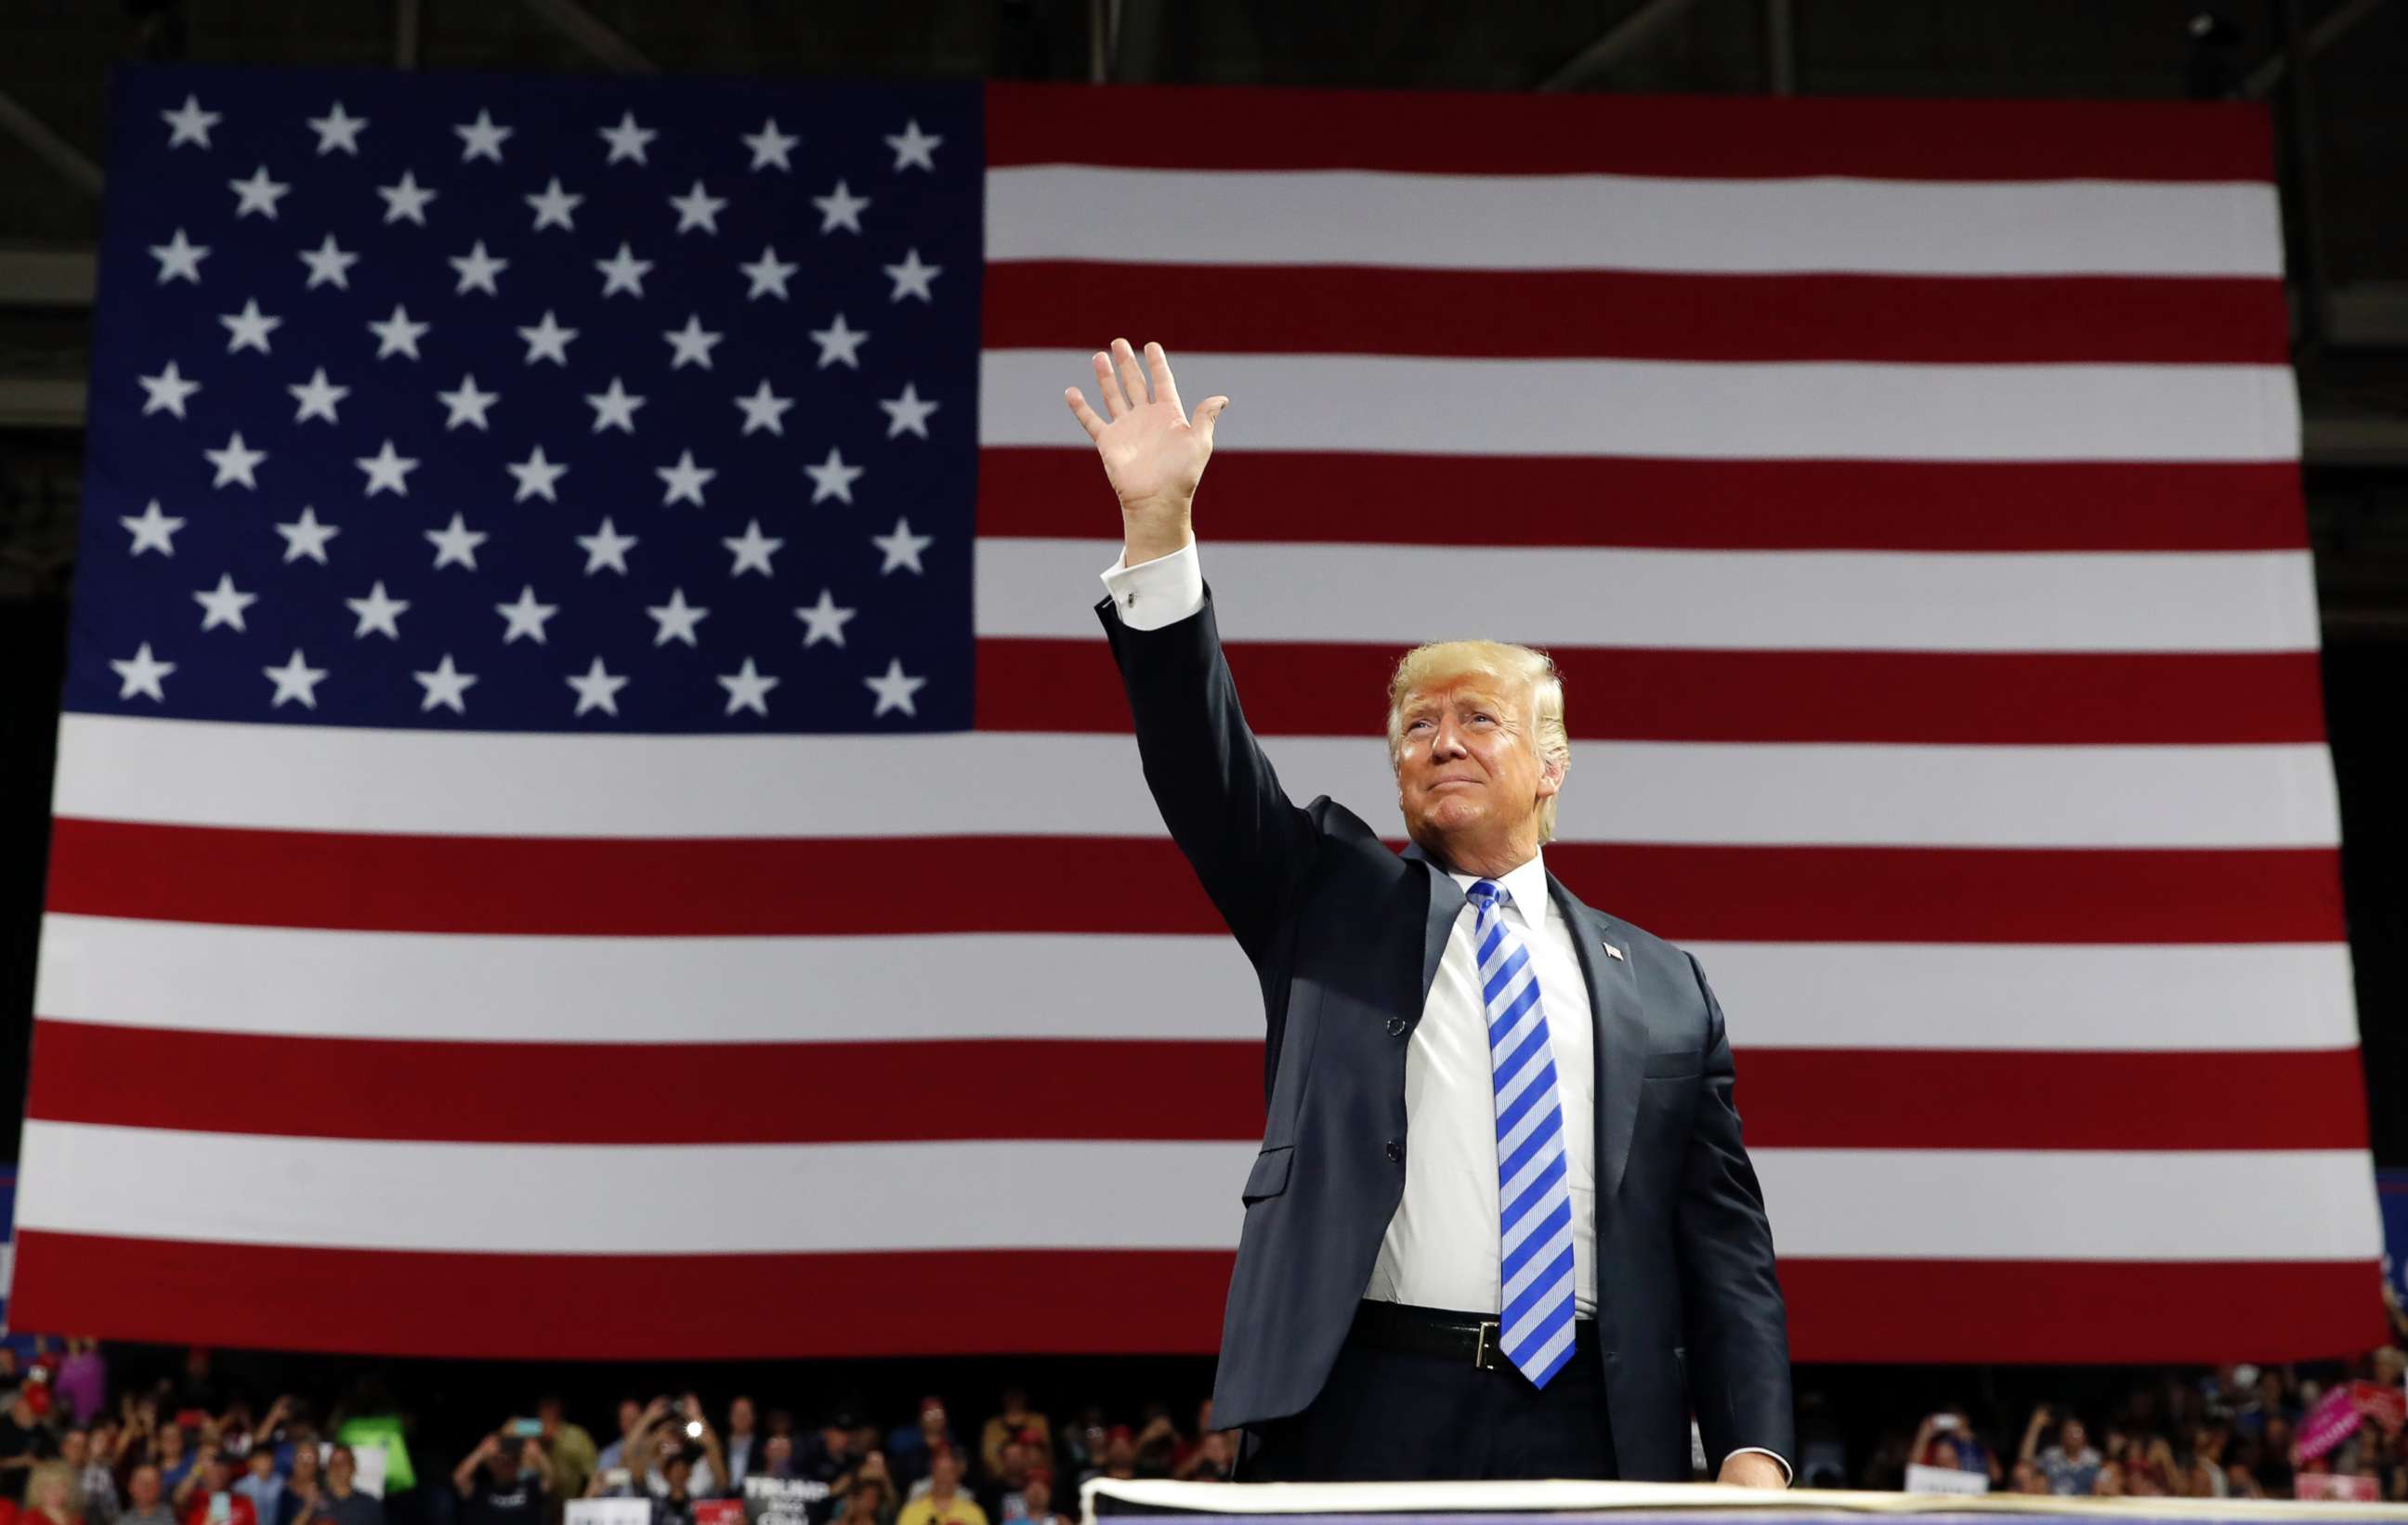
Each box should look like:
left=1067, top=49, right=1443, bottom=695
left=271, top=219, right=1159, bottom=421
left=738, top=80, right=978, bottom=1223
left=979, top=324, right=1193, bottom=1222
left=734, top=380, right=793, bottom=436
left=809, top=313, right=870, bottom=368
left=220, top=298, right=282, bottom=355
left=298, top=233, right=359, bottom=289
left=507, top=445, right=569, bottom=502
left=193, top=573, right=258, bottom=632
left=657, top=450, right=716, bottom=506
left=495, top=585, right=559, bottom=644
left=369, top=305, right=430, bottom=359
left=111, top=644, right=177, bottom=701
left=377, top=170, right=438, bottom=225
left=598, top=111, right=658, bottom=164
left=813, top=179, right=870, bottom=233
left=740, top=245, right=798, bottom=301
left=865, top=657, right=928, bottom=717
left=263, top=649, right=329, bottom=709
left=162, top=95, right=220, bottom=150
left=413, top=654, right=478, bottom=714
left=346, top=581, right=410, bottom=639
left=425, top=514, right=488, bottom=571
left=204, top=431, right=268, bottom=489
left=873, top=515, right=933, bottom=574
left=669, top=180, right=726, bottom=233
left=884, top=119, right=943, bottom=171
left=138, top=360, right=201, bottom=417
left=229, top=165, right=291, bottom=218
left=584, top=378, right=646, bottom=434
left=438, top=373, right=500, bottom=430
left=567, top=658, right=630, bottom=716
left=577, top=518, right=638, bottom=575
left=121, top=501, right=185, bottom=556
left=596, top=242, right=655, bottom=298
left=274, top=507, right=341, bottom=564
left=717, top=657, right=779, bottom=717
left=450, top=241, right=508, bottom=295
left=150, top=228, right=209, bottom=284
left=454, top=109, right=513, bottom=163
left=526, top=176, right=584, bottom=231
left=883, top=248, right=941, bottom=303
left=356, top=439, right=419, bottom=497
left=646, top=588, right=710, bottom=646
left=743, top=117, right=798, bottom=171
left=723, top=519, right=784, bottom=578
left=880, top=382, right=939, bottom=438
left=805, top=447, right=864, bottom=503
left=307, top=101, right=369, bottom=155
left=662, top=315, right=722, bottom=370
left=517, top=311, right=578, bottom=365
left=794, top=589, right=856, bottom=647
left=288, top=368, right=348, bottom=424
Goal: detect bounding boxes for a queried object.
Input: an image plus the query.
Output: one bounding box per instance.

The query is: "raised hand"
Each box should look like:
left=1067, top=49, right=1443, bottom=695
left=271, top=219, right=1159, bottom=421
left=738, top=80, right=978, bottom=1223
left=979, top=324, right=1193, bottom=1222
left=1065, top=338, right=1229, bottom=566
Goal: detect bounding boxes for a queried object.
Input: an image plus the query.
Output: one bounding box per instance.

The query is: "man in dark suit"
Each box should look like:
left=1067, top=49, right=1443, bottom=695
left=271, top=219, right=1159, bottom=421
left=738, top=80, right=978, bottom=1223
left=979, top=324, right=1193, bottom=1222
left=1065, top=340, right=1795, bottom=1487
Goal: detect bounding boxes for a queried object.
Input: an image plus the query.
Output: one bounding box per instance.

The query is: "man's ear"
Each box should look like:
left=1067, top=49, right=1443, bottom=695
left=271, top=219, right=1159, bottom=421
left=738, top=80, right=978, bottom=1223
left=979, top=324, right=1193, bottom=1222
left=1535, top=749, right=1567, bottom=801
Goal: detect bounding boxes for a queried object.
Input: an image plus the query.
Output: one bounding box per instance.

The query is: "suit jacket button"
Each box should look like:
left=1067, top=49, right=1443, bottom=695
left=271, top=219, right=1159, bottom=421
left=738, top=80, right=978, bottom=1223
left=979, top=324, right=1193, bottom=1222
left=1385, top=1140, right=1404, bottom=1164
left=1385, top=1017, right=1407, bottom=1036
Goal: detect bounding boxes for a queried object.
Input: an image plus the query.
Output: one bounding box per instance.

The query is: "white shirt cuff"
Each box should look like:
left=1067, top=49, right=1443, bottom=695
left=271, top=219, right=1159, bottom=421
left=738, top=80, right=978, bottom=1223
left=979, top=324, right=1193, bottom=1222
left=1099, top=538, right=1204, bottom=631
left=1725, top=1447, right=1792, bottom=1486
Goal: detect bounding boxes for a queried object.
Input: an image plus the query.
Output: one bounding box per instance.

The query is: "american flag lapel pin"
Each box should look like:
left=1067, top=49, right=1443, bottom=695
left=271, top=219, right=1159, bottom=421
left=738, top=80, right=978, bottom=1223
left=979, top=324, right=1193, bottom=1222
left=1601, top=937, right=1626, bottom=962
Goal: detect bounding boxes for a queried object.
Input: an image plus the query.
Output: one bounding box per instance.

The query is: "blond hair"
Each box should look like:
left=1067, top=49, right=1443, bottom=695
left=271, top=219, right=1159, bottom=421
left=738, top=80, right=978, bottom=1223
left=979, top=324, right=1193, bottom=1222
left=1384, top=639, right=1569, bottom=843
left=26, top=1461, right=77, bottom=1517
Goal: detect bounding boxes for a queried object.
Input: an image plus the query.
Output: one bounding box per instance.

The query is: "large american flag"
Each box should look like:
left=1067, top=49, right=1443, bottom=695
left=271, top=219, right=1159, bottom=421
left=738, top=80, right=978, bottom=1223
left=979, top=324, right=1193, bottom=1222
left=16, top=64, right=2378, bottom=1362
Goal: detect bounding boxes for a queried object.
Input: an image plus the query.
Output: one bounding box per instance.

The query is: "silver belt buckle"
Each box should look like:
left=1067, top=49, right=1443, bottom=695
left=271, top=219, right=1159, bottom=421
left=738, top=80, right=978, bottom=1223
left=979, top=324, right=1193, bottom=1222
left=1473, top=1319, right=1500, bottom=1370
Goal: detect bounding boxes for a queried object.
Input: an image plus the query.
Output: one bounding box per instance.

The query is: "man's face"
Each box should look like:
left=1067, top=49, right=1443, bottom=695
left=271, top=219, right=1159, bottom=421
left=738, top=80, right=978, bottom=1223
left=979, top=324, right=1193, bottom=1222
left=329, top=1453, right=354, bottom=1490
left=2062, top=1420, right=2087, bottom=1453
left=929, top=1454, right=960, bottom=1492
left=999, top=1443, right=1026, bottom=1480
left=618, top=1401, right=642, bottom=1437
left=130, top=1469, right=163, bottom=1507
left=730, top=1398, right=755, bottom=1434
left=207, top=1459, right=236, bottom=1491
left=1394, top=674, right=1556, bottom=862
left=249, top=1452, right=276, bottom=1480
left=61, top=1432, right=88, bottom=1466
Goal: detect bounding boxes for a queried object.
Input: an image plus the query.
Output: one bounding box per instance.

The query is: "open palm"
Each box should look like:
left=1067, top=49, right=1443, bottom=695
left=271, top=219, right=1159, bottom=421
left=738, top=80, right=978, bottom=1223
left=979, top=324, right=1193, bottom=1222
left=1065, top=339, right=1229, bottom=515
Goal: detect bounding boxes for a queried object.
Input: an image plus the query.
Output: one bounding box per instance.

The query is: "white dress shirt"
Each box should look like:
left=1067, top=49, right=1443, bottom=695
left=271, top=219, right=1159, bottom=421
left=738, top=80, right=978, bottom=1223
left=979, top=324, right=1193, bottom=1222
left=1101, top=540, right=1790, bottom=1482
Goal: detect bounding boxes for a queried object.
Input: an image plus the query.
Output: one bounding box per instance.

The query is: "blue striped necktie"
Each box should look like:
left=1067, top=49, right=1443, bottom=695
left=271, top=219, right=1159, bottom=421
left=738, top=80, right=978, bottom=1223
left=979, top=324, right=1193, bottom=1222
left=1466, top=878, right=1578, bottom=1387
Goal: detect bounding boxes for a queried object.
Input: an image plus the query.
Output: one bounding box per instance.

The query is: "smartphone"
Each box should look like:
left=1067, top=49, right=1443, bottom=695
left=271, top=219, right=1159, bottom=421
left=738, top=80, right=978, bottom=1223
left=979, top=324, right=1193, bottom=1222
left=509, top=1420, right=543, bottom=1439
left=208, top=1495, right=233, bottom=1525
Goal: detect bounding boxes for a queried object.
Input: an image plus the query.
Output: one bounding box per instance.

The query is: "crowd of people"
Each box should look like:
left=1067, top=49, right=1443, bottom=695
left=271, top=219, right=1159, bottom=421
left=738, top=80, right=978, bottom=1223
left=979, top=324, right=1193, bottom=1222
left=0, top=1333, right=2400, bottom=1519
left=1838, top=1344, right=2408, bottom=1501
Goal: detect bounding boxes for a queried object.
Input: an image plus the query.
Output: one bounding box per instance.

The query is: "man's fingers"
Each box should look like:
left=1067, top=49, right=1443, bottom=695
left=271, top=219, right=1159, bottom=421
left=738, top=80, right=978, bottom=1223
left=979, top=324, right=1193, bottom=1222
left=1091, top=351, right=1125, bottom=418
left=1111, top=336, right=1150, bottom=410
left=1192, top=394, right=1230, bottom=450
left=1064, top=386, right=1107, bottom=442
left=1144, top=341, right=1184, bottom=416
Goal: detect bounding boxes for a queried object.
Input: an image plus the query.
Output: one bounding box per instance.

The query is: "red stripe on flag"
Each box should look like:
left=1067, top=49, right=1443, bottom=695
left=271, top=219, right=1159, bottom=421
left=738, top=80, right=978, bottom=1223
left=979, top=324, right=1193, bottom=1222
left=1781, top=1258, right=2385, bottom=1364
left=46, top=821, right=2346, bottom=943
left=975, top=450, right=2311, bottom=552
left=1737, top=1049, right=2369, bottom=1152
left=6, top=1232, right=2375, bottom=1362
left=975, top=640, right=2330, bottom=746
left=983, top=266, right=2289, bottom=365
left=985, top=85, right=2277, bottom=183
left=5, top=1232, right=1229, bottom=1359
left=25, top=1024, right=2361, bottom=1152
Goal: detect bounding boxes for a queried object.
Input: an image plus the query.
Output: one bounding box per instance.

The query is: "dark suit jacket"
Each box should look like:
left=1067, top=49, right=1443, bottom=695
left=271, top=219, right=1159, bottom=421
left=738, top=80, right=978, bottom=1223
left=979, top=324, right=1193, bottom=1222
left=1098, top=585, right=1795, bottom=1481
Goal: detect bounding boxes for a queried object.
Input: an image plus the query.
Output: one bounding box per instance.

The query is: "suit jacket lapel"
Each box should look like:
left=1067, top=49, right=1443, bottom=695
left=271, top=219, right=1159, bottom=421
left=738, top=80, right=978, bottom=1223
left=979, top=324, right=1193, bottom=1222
left=1551, top=870, right=1647, bottom=1205
left=1401, top=841, right=1465, bottom=1017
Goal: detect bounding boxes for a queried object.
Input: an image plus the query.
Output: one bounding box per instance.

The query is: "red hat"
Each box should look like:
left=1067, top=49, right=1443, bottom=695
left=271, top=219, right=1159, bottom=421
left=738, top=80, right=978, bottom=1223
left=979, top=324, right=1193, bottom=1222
left=919, top=1398, right=946, bottom=1417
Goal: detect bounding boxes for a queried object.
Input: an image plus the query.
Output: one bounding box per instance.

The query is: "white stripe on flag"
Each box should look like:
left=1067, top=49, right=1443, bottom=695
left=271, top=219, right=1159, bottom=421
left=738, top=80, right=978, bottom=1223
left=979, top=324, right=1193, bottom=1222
left=978, top=353, right=2302, bottom=462
left=982, top=541, right=2320, bottom=652
left=35, top=917, right=2358, bottom=1052
left=985, top=169, right=2285, bottom=277
left=50, top=716, right=2337, bottom=847
left=16, top=1122, right=2376, bottom=1260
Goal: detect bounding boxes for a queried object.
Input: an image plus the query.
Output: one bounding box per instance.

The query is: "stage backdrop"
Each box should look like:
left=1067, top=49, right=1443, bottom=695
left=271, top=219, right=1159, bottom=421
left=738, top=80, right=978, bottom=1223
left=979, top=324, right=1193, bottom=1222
left=14, top=63, right=2376, bottom=1362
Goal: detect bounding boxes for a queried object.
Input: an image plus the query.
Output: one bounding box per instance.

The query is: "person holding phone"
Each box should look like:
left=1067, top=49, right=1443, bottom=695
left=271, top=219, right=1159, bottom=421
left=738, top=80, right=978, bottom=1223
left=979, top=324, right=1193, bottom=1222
left=175, top=1453, right=257, bottom=1525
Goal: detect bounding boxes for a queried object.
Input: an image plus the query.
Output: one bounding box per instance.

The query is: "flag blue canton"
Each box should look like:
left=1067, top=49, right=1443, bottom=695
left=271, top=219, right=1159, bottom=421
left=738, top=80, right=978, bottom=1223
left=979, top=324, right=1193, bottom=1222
left=68, top=64, right=981, bottom=733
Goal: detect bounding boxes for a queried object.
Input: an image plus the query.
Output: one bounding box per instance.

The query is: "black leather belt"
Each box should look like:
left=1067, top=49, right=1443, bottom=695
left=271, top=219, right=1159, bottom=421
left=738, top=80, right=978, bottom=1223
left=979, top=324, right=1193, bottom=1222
left=1348, top=1297, right=1598, bottom=1374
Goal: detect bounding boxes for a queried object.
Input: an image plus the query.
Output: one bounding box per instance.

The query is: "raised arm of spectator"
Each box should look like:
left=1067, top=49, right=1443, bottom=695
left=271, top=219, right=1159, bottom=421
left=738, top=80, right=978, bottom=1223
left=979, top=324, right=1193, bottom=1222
left=687, top=1398, right=726, bottom=1495
left=2019, top=1407, right=2050, bottom=1465
left=1906, top=1416, right=1938, bottom=1470
left=454, top=1437, right=499, bottom=1499
left=519, top=1440, right=554, bottom=1493
left=174, top=1447, right=220, bottom=1508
